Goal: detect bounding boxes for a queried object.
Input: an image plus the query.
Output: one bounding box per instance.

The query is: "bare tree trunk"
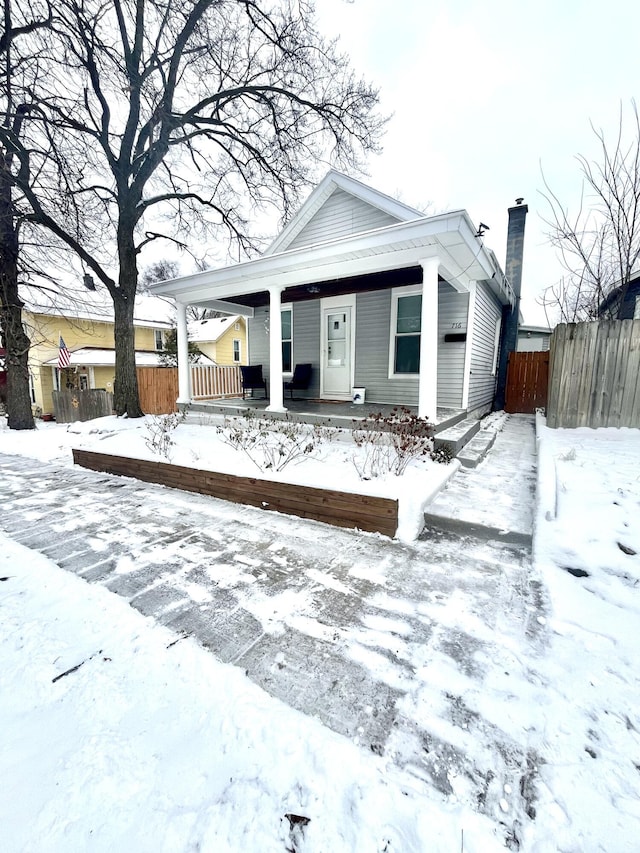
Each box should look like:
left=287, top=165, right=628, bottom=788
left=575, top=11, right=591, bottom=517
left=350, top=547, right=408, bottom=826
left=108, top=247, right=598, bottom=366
left=0, top=154, right=34, bottom=430
left=112, top=227, right=143, bottom=417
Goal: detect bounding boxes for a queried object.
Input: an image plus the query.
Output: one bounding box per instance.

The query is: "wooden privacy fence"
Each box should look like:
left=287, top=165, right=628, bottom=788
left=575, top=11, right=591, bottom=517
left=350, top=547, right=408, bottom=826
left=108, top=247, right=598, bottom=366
left=137, top=367, right=178, bottom=414
left=52, top=390, right=114, bottom=423
left=547, top=319, right=640, bottom=428
left=505, top=351, right=549, bottom=414
left=137, top=364, right=243, bottom=415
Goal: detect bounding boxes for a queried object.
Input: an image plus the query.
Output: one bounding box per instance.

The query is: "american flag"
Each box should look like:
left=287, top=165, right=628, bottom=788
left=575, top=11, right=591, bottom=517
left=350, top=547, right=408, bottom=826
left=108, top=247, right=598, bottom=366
left=58, top=336, right=71, bottom=369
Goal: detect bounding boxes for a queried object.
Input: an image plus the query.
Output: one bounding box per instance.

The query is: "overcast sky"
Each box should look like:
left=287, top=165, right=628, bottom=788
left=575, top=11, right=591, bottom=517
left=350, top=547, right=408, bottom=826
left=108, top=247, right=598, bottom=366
left=314, top=0, right=640, bottom=325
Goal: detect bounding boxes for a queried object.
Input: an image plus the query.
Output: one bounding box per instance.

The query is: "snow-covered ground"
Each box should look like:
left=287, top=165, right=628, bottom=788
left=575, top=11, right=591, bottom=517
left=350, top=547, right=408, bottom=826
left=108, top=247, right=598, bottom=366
left=1, top=413, right=639, bottom=851
left=0, top=412, right=460, bottom=540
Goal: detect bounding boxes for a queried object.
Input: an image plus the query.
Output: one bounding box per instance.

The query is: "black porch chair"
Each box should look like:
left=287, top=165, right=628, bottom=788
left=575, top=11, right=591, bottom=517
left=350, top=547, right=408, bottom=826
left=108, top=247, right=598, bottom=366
left=240, top=364, right=268, bottom=399
left=284, top=363, right=312, bottom=400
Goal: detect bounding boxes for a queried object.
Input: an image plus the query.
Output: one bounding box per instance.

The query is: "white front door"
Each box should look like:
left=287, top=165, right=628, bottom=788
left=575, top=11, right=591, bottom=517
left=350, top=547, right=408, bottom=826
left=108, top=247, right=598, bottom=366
left=321, top=296, right=355, bottom=399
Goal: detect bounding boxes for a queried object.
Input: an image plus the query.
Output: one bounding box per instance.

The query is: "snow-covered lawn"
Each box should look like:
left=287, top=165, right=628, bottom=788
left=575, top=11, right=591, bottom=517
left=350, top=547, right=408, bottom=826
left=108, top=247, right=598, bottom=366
left=529, top=418, right=640, bottom=852
left=1, top=412, right=460, bottom=540
left=1, top=413, right=639, bottom=851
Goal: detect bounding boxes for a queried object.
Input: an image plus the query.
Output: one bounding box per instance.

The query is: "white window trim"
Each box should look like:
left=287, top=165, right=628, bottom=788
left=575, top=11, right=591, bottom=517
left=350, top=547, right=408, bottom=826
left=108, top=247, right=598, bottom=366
left=388, top=285, right=423, bottom=378
left=491, top=317, right=501, bottom=375
left=281, top=302, right=293, bottom=376
left=232, top=338, right=241, bottom=363
left=634, top=293, right=640, bottom=320
left=154, top=329, right=165, bottom=351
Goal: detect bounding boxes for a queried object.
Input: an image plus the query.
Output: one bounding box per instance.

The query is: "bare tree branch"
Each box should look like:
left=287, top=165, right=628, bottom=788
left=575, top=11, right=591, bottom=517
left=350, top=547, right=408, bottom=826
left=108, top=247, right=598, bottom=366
left=540, top=101, right=640, bottom=322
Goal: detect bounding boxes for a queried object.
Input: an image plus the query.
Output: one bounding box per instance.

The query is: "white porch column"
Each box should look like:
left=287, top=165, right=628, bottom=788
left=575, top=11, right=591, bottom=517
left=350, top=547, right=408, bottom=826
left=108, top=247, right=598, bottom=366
left=418, top=257, right=439, bottom=420
left=266, top=285, right=287, bottom=412
left=176, top=301, right=191, bottom=405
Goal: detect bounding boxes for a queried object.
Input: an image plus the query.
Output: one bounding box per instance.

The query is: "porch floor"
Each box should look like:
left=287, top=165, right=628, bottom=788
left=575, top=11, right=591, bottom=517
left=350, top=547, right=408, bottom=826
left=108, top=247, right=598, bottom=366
left=186, top=397, right=466, bottom=434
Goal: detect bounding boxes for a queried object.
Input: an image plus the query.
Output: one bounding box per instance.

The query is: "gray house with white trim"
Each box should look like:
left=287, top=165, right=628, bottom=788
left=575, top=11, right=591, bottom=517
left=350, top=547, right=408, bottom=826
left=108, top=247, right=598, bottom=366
left=150, top=171, right=515, bottom=420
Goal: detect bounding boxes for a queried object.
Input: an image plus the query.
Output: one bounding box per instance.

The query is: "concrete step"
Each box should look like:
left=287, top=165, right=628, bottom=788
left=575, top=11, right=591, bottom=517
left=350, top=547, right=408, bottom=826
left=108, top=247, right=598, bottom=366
left=457, top=429, right=497, bottom=468
left=420, top=511, right=533, bottom=546
left=432, top=417, right=480, bottom=456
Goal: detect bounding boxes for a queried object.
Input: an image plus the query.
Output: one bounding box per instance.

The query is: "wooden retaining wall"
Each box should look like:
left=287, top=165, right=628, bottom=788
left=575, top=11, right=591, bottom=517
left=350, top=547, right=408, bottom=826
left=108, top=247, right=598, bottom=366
left=547, top=319, right=640, bottom=428
left=72, top=449, right=398, bottom=537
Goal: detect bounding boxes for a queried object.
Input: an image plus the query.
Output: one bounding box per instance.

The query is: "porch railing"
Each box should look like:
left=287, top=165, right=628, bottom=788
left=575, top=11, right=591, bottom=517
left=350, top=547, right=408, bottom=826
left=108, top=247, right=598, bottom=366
left=191, top=364, right=242, bottom=400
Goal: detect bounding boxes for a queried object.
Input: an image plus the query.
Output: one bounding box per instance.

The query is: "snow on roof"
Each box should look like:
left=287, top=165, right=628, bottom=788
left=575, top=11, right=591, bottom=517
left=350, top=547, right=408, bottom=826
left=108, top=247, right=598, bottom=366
left=43, top=348, right=215, bottom=368
left=188, top=315, right=241, bottom=343
left=21, top=284, right=175, bottom=328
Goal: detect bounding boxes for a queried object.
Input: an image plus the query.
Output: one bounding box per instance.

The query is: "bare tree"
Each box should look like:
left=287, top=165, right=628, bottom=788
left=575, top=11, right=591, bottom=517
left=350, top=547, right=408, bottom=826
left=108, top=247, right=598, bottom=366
left=3, top=0, right=383, bottom=417
left=0, top=0, right=51, bottom=429
left=540, top=102, right=640, bottom=323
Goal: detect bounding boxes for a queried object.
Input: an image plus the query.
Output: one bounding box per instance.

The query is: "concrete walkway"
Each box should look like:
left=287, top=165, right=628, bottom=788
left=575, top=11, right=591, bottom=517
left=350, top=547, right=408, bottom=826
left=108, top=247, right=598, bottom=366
left=424, top=414, right=537, bottom=544
left=0, top=414, right=545, bottom=840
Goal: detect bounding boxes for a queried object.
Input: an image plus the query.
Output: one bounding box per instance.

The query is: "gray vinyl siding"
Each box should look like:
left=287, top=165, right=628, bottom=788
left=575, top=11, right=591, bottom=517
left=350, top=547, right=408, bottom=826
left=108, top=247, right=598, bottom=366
left=354, top=284, right=468, bottom=410
left=248, top=306, right=270, bottom=369
left=247, top=302, right=320, bottom=398
left=437, top=286, right=469, bottom=407
left=287, top=188, right=401, bottom=251
left=467, top=282, right=502, bottom=411
left=355, top=289, right=416, bottom=405
left=249, top=284, right=470, bottom=409
left=517, top=332, right=550, bottom=352
left=290, top=300, right=321, bottom=397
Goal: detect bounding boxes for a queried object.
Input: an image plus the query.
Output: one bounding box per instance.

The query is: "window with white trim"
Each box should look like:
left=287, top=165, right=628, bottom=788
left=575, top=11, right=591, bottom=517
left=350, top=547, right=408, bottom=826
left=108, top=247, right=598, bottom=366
left=281, top=306, right=293, bottom=373
left=232, top=339, right=241, bottom=362
left=389, top=287, right=422, bottom=375
left=154, top=329, right=165, bottom=350
left=634, top=294, right=640, bottom=319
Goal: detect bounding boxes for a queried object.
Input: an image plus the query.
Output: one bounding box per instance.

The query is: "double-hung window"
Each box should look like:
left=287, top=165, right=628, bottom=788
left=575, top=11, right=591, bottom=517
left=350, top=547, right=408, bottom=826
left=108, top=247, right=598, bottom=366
left=232, top=339, right=241, bottom=363
left=154, top=329, right=165, bottom=351
left=281, top=306, right=293, bottom=373
left=390, top=288, right=422, bottom=375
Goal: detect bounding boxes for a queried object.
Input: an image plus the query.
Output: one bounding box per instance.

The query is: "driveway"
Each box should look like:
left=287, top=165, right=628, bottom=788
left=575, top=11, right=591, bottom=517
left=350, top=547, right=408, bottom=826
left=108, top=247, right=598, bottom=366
left=0, top=415, right=546, bottom=845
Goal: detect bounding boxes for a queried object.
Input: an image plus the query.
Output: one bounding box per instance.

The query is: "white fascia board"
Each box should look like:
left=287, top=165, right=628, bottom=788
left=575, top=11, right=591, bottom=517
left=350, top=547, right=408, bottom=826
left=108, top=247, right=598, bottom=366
left=179, top=299, right=254, bottom=317
left=151, top=210, right=504, bottom=303
left=264, top=170, right=424, bottom=256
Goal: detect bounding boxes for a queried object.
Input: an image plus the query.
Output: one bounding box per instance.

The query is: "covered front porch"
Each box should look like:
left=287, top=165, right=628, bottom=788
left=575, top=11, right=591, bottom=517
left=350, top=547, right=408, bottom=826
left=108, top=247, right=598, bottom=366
left=186, top=395, right=467, bottom=433
left=149, top=184, right=512, bottom=420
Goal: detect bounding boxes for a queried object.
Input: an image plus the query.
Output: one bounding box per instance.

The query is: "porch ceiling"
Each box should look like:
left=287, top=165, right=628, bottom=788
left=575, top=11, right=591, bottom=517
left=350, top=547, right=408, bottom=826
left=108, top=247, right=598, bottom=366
left=149, top=211, right=510, bottom=309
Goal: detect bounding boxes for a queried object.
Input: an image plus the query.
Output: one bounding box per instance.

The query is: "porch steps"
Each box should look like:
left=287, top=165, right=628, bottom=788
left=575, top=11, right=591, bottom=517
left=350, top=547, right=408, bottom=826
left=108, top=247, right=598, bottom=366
left=456, top=429, right=497, bottom=468
left=432, top=417, right=480, bottom=457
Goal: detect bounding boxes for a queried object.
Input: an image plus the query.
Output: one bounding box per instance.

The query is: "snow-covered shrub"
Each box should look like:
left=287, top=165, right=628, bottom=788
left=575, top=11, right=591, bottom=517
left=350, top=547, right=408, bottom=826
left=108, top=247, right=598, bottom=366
left=144, top=408, right=188, bottom=460
left=217, top=412, right=329, bottom=472
left=351, top=407, right=434, bottom=479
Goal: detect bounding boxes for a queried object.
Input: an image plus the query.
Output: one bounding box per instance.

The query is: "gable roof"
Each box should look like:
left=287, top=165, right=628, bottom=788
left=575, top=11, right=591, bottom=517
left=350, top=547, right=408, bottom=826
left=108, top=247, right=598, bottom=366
left=188, top=315, right=243, bottom=343
left=21, top=284, right=175, bottom=328
left=264, top=170, right=424, bottom=256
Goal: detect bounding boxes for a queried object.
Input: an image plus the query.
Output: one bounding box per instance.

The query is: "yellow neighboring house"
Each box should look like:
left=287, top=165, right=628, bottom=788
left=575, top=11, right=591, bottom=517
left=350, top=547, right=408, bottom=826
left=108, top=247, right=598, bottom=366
left=188, top=315, right=248, bottom=365
left=22, top=283, right=175, bottom=416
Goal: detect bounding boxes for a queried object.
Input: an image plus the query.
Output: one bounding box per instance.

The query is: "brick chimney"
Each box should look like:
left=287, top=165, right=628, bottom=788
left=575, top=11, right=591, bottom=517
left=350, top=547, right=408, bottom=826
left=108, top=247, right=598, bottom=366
left=493, top=198, right=528, bottom=410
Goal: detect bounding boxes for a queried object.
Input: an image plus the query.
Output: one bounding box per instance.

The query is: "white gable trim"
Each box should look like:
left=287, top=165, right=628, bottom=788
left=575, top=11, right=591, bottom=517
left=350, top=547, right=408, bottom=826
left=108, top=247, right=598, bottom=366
left=150, top=211, right=512, bottom=311
left=265, top=170, right=424, bottom=256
